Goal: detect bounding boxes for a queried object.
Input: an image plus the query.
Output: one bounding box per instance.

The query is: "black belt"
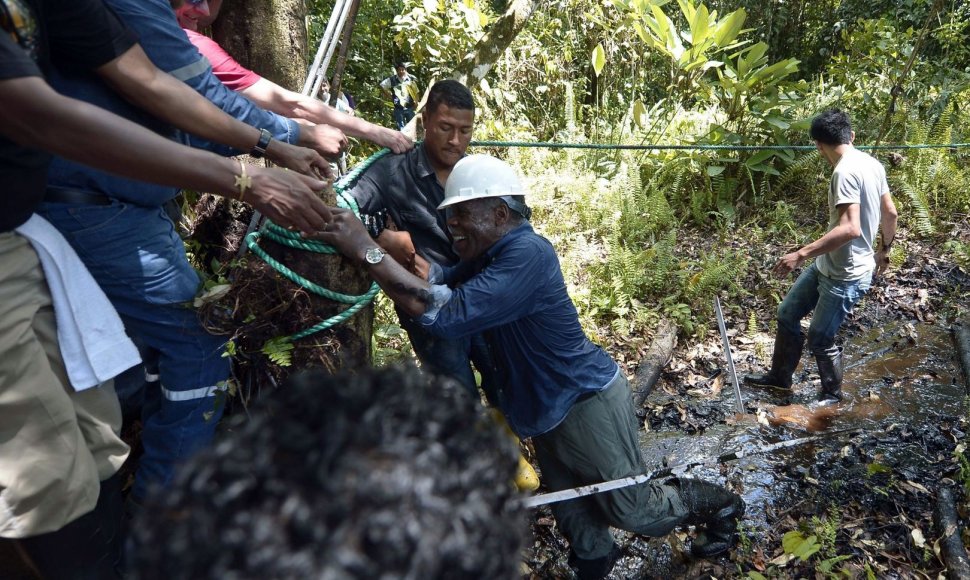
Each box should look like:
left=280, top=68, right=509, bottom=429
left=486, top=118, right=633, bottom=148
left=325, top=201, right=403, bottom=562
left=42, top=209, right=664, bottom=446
left=45, top=186, right=112, bottom=206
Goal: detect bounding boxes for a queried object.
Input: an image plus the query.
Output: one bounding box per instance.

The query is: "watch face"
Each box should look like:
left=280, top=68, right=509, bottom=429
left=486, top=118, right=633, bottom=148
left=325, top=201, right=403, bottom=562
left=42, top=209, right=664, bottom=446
left=365, top=247, right=385, bottom=265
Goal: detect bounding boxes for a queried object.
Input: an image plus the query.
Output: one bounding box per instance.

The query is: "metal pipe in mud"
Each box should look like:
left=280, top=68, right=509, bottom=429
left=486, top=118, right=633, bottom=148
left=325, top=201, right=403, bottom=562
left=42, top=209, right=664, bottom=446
left=715, top=296, right=745, bottom=414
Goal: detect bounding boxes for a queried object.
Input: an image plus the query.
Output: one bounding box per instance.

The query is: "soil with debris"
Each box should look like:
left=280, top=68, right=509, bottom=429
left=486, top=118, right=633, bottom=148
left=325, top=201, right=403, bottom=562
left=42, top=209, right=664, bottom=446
left=524, top=221, right=970, bottom=579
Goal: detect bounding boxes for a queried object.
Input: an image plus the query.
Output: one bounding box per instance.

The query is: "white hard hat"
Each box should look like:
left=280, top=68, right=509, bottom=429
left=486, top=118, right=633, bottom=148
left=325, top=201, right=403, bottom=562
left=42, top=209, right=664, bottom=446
left=438, top=154, right=525, bottom=210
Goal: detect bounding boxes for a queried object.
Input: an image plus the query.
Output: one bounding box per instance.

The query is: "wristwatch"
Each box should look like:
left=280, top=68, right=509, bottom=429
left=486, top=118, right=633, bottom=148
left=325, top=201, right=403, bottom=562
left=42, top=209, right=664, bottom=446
left=250, top=128, right=273, bottom=159
left=364, top=247, right=386, bottom=265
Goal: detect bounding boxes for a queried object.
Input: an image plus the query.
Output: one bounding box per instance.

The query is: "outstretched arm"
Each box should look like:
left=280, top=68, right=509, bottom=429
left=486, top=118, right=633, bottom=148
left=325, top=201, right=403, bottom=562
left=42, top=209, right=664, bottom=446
left=242, top=78, right=414, bottom=154
left=316, top=208, right=433, bottom=318
left=774, top=203, right=861, bottom=277
left=1, top=75, right=331, bottom=234
left=95, top=44, right=332, bottom=178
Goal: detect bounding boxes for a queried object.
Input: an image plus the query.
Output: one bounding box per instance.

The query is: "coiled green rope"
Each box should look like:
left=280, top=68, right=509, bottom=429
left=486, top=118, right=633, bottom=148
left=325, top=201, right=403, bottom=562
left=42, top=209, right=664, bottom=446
left=244, top=149, right=388, bottom=341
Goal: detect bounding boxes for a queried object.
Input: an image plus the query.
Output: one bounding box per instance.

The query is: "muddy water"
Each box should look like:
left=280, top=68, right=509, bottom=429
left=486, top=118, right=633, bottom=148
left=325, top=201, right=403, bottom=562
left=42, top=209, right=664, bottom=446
left=612, top=321, right=967, bottom=578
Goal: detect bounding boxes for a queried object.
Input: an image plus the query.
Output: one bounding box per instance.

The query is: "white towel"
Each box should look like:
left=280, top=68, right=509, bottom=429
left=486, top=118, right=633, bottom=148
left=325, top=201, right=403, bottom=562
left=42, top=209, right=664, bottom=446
left=16, top=215, right=141, bottom=391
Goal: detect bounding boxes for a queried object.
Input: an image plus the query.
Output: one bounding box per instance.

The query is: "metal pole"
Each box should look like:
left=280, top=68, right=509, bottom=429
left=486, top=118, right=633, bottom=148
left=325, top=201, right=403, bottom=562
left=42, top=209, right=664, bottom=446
left=715, top=296, right=745, bottom=414
left=521, top=429, right=859, bottom=508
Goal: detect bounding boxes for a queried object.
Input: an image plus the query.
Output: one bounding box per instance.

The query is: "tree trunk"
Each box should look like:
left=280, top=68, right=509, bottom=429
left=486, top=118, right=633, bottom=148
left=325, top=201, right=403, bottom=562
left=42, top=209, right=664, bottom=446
left=206, top=0, right=373, bottom=384
left=451, top=0, right=537, bottom=86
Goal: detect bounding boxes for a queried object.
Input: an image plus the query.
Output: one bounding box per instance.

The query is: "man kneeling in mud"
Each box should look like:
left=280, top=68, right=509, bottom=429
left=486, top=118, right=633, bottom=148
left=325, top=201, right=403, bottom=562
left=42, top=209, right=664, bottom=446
left=318, top=154, right=746, bottom=580
left=130, top=365, right=526, bottom=578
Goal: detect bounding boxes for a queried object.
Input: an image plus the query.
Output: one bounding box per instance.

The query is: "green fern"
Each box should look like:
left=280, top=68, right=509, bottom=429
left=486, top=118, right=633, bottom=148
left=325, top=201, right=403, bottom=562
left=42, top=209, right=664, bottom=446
left=261, top=336, right=294, bottom=367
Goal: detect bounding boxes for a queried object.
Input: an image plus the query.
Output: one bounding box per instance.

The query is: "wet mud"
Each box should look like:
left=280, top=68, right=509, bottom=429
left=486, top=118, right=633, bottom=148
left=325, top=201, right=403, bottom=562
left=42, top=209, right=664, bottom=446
left=525, top=319, right=969, bottom=579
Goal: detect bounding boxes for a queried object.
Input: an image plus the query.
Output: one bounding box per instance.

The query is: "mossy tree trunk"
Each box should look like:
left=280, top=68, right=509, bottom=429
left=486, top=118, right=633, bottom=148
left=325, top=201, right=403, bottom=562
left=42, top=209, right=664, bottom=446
left=209, top=0, right=373, bottom=382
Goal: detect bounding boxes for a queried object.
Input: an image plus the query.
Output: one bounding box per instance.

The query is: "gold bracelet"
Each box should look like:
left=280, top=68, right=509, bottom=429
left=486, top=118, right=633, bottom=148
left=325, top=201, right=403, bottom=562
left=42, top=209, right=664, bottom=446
left=233, top=159, right=253, bottom=203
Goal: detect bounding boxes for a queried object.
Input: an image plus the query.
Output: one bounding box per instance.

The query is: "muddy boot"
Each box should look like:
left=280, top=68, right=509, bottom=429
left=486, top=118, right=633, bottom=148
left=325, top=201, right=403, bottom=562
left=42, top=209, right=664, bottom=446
left=814, top=346, right=844, bottom=404
left=744, top=328, right=803, bottom=392
left=670, top=477, right=745, bottom=558
left=568, top=543, right=622, bottom=580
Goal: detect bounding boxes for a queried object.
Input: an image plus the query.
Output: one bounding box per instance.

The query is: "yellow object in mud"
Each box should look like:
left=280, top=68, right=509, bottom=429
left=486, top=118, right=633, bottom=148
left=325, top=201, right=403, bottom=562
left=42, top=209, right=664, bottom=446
left=516, top=454, right=540, bottom=492
left=490, top=408, right=541, bottom=492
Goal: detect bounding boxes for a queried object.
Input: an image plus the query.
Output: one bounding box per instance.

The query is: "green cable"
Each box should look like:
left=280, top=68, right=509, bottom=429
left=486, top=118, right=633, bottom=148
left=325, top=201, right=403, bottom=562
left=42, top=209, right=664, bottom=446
left=470, top=140, right=970, bottom=151
left=245, top=148, right=389, bottom=341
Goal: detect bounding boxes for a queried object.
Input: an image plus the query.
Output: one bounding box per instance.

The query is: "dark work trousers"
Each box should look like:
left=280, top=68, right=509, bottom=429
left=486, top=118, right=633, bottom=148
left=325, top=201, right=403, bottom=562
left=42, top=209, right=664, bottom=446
left=533, top=375, right=687, bottom=560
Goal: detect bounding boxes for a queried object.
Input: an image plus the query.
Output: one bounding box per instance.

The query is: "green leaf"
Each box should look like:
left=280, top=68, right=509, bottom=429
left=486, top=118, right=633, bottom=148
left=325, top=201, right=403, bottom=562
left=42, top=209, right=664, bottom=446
left=745, top=149, right=775, bottom=167
left=592, top=43, right=606, bottom=77
left=707, top=165, right=726, bottom=176
left=632, top=99, right=648, bottom=128
left=713, top=9, right=746, bottom=47
left=782, top=531, right=822, bottom=561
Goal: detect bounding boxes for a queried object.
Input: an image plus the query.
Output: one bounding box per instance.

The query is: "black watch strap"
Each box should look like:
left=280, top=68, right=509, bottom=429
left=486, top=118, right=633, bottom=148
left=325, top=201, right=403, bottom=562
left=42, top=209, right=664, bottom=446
left=251, top=128, right=273, bottom=159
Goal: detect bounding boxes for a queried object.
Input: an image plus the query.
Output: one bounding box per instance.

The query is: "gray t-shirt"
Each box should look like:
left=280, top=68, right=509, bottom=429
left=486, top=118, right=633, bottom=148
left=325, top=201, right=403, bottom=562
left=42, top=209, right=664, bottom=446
left=815, top=147, right=889, bottom=281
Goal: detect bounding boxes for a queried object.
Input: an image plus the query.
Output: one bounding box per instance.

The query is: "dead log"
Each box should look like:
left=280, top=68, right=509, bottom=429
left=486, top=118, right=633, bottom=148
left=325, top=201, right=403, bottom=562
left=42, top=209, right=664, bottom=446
left=631, top=318, right=677, bottom=409
left=934, top=487, right=970, bottom=580
left=953, top=322, right=970, bottom=395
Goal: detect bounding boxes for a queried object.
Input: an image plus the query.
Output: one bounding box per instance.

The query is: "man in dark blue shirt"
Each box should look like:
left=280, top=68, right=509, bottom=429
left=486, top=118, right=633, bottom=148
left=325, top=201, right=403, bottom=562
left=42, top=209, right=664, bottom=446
left=321, top=154, right=745, bottom=580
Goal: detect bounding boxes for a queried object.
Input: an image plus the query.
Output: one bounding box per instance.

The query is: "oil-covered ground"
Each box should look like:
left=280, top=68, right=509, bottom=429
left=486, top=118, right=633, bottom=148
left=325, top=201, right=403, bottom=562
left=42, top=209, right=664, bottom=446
left=524, top=228, right=970, bottom=579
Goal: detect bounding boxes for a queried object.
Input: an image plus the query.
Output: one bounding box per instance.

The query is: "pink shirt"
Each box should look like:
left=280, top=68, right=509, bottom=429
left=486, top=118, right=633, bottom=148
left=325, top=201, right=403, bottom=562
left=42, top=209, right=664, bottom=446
left=184, top=28, right=261, bottom=91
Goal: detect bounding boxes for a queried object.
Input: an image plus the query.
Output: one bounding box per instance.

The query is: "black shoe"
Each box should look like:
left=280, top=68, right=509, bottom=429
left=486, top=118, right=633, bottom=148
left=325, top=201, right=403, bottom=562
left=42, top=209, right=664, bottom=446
left=568, top=543, right=622, bottom=580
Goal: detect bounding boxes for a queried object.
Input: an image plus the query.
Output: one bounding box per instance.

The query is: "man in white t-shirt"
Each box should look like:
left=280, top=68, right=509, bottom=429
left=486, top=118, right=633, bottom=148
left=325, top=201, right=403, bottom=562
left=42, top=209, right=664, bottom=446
left=745, top=109, right=899, bottom=403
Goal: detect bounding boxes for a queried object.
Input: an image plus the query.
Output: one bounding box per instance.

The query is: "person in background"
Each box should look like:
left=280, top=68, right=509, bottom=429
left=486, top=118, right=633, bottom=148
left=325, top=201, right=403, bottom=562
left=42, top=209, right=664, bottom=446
left=174, top=0, right=412, bottom=153
left=744, top=109, right=898, bottom=404
left=346, top=79, right=540, bottom=492
left=130, top=365, right=526, bottom=579
left=0, top=0, right=328, bottom=576
left=320, top=154, right=746, bottom=580
left=380, top=60, right=417, bottom=131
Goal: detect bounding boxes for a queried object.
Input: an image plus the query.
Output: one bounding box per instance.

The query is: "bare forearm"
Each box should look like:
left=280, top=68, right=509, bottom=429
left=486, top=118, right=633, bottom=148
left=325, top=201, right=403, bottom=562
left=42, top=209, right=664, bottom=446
left=368, top=258, right=434, bottom=318
left=244, top=79, right=379, bottom=142
left=2, top=77, right=240, bottom=196
left=97, top=46, right=262, bottom=154
left=797, top=224, right=860, bottom=261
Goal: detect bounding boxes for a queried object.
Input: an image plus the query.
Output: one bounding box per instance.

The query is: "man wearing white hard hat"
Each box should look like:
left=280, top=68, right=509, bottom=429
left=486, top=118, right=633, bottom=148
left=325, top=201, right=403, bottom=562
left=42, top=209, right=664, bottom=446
left=318, top=154, right=744, bottom=580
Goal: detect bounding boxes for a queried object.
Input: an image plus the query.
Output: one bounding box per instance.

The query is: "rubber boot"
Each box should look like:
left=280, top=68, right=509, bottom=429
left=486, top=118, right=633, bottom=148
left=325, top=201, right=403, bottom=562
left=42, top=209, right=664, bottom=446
left=743, top=328, right=804, bottom=391
left=814, top=346, right=844, bottom=404
left=490, top=409, right=540, bottom=492
left=17, top=474, right=125, bottom=580
left=670, top=477, right=745, bottom=558
left=568, top=543, right=622, bottom=580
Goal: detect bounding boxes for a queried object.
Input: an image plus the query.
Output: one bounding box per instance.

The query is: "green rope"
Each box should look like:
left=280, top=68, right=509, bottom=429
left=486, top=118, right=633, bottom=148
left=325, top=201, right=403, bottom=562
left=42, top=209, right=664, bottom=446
left=470, top=140, right=970, bottom=151
left=244, top=148, right=389, bottom=341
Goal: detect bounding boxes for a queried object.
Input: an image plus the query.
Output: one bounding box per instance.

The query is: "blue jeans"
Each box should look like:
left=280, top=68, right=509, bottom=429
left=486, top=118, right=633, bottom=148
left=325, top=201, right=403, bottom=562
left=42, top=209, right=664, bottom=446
left=777, top=262, right=872, bottom=354
left=38, top=201, right=229, bottom=501
left=393, top=106, right=415, bottom=131
left=400, top=313, right=496, bottom=404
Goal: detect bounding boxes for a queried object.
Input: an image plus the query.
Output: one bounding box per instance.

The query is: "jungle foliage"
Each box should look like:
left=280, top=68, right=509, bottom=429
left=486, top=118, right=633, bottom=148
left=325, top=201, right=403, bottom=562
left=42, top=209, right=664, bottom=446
left=315, top=0, right=967, bottom=350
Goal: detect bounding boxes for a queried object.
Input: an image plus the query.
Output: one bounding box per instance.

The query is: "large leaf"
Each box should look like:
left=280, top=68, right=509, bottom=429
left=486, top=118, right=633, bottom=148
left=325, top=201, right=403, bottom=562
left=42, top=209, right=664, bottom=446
left=712, top=9, right=746, bottom=47
left=592, top=43, right=606, bottom=77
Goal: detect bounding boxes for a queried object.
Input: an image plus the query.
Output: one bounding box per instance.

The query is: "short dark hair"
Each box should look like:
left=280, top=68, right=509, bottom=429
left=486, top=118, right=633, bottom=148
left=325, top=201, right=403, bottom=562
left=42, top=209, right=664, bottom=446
left=810, top=109, right=853, bottom=145
left=395, top=61, right=407, bottom=70
left=131, top=365, right=525, bottom=579
left=425, top=79, right=474, bottom=116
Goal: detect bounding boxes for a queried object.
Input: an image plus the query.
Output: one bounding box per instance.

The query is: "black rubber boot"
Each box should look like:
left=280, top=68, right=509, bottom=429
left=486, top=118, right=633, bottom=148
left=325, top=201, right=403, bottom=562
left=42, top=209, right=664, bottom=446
left=17, top=474, right=125, bottom=579
left=814, top=345, right=844, bottom=404
left=743, top=328, right=804, bottom=391
left=670, top=477, right=745, bottom=558
left=568, top=543, right=622, bottom=580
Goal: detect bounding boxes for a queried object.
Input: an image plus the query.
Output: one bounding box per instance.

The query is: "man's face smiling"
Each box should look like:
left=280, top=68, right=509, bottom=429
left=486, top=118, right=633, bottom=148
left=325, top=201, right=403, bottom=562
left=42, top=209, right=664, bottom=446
left=446, top=199, right=504, bottom=261
left=176, top=0, right=211, bottom=31
left=423, top=104, right=474, bottom=173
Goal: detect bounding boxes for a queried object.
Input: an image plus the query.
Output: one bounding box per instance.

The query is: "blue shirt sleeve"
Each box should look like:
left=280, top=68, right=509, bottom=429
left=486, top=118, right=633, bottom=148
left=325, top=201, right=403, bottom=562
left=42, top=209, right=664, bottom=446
left=104, top=0, right=299, bottom=156
left=419, top=236, right=548, bottom=339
